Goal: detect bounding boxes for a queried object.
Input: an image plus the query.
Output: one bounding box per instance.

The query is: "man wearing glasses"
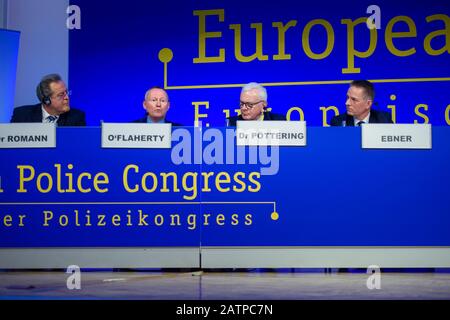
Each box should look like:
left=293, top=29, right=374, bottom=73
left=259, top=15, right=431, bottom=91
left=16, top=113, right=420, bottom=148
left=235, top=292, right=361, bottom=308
left=133, top=86, right=180, bottom=125
left=227, top=82, right=286, bottom=126
left=330, top=80, right=392, bottom=126
left=10, top=74, right=86, bottom=126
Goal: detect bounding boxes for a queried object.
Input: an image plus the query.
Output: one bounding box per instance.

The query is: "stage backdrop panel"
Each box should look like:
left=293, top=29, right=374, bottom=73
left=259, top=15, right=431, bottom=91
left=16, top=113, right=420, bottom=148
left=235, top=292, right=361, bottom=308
left=0, top=127, right=449, bottom=247
left=0, top=29, right=20, bottom=123
left=69, top=0, right=450, bottom=126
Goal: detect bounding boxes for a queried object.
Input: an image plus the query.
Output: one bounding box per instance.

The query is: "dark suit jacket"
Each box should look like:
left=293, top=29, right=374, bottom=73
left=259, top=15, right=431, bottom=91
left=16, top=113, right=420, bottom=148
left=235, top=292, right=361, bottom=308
left=132, top=115, right=181, bottom=126
left=330, top=109, right=393, bottom=126
left=227, top=111, right=286, bottom=127
left=10, top=104, right=86, bottom=126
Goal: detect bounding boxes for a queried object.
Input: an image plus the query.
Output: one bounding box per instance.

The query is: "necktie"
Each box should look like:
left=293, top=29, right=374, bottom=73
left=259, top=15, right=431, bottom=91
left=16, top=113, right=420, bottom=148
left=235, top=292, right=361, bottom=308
left=46, top=115, right=58, bottom=123
left=357, top=121, right=365, bottom=126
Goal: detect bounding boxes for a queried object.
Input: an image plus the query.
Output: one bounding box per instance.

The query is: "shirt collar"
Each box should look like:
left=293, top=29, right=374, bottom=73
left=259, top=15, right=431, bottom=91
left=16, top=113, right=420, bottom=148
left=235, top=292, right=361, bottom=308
left=41, top=105, right=59, bottom=123
left=353, top=112, right=370, bottom=125
left=147, top=116, right=165, bottom=124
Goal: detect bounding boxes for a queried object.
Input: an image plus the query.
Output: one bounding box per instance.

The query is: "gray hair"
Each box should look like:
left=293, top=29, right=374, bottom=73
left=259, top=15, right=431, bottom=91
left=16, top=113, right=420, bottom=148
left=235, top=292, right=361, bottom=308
left=241, top=82, right=267, bottom=101
left=36, top=74, right=62, bottom=103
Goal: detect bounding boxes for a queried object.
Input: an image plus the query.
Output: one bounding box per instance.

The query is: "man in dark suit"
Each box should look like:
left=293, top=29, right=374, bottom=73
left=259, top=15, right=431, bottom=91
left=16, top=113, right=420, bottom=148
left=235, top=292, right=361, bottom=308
left=10, top=74, right=86, bottom=126
left=330, top=80, right=392, bottom=126
left=227, top=82, right=286, bottom=126
left=133, top=86, right=181, bottom=126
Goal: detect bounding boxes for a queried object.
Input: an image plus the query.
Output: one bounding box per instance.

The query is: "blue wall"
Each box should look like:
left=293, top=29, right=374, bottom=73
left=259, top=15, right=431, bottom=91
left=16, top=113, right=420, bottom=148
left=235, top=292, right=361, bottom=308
left=0, top=29, right=20, bottom=123
left=69, top=0, right=450, bottom=126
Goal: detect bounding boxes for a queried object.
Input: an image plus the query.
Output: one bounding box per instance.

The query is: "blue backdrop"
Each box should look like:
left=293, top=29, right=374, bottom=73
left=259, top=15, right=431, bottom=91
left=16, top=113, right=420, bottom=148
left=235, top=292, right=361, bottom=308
left=1, top=127, right=449, bottom=247
left=69, top=0, right=450, bottom=126
left=0, top=29, right=20, bottom=123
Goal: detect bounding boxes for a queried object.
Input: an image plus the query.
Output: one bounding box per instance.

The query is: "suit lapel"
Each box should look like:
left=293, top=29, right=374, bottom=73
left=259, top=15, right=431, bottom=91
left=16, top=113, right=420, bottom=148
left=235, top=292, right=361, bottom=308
left=345, top=114, right=354, bottom=126
left=57, top=113, right=67, bottom=126
left=369, top=110, right=377, bottom=123
left=32, top=105, right=43, bottom=122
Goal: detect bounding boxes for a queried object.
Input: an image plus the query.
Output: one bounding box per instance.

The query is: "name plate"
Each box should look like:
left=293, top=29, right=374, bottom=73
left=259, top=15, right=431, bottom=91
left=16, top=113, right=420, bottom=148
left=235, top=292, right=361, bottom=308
left=101, top=123, right=172, bottom=148
left=362, top=124, right=432, bottom=149
left=0, top=123, right=56, bottom=148
left=236, top=121, right=306, bottom=146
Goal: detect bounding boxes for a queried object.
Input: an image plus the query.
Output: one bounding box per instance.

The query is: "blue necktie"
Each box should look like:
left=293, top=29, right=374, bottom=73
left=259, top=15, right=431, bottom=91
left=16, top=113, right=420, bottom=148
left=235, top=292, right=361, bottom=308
left=357, top=121, right=365, bottom=126
left=46, top=115, right=57, bottom=123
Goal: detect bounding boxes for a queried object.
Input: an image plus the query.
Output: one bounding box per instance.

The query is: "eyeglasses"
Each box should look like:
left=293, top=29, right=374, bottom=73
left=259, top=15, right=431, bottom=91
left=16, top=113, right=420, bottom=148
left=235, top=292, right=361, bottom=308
left=52, top=90, right=71, bottom=100
left=240, top=100, right=263, bottom=109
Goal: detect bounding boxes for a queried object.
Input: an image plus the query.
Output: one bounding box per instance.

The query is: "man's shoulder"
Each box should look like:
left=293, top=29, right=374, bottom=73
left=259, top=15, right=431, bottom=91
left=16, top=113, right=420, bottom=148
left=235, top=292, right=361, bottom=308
left=266, top=112, right=286, bottom=121
left=330, top=113, right=347, bottom=126
left=226, top=115, right=241, bottom=126
left=11, top=104, right=42, bottom=122
left=131, top=116, right=146, bottom=123
left=13, top=104, right=41, bottom=113
left=371, top=109, right=392, bottom=123
left=166, top=120, right=182, bottom=126
left=67, top=107, right=85, bottom=117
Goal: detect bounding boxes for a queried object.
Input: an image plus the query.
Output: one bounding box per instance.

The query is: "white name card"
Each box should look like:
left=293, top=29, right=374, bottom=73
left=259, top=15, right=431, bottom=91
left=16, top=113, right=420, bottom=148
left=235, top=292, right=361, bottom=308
left=102, top=123, right=172, bottom=148
left=236, top=121, right=306, bottom=146
left=0, top=123, right=56, bottom=148
left=362, top=124, right=432, bottom=149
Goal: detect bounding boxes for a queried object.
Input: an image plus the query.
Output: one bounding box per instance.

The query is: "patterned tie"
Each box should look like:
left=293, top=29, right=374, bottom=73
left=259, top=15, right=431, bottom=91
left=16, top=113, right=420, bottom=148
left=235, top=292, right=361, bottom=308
left=357, top=121, right=365, bottom=126
left=46, top=115, right=58, bottom=123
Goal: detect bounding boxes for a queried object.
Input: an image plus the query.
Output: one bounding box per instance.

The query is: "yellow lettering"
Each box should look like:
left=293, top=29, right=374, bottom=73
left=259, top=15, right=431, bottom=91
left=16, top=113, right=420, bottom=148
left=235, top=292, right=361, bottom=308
left=54, top=163, right=65, bottom=193
left=216, top=214, right=225, bottom=226
left=193, top=9, right=225, bottom=63
left=160, top=172, right=180, bottom=192
left=287, top=106, right=305, bottom=121
left=248, top=172, right=261, bottom=192
left=245, top=214, right=253, bottom=225
left=18, top=215, right=26, bottom=227
left=272, top=20, right=297, bottom=60
left=231, top=214, right=239, bottom=226
left=142, top=172, right=158, bottom=193
left=229, top=23, right=269, bottom=62
left=170, top=214, right=181, bottom=226
left=341, top=17, right=378, bottom=73
left=112, top=215, right=121, bottom=226
left=193, top=101, right=210, bottom=127
left=123, top=164, right=139, bottom=193
left=36, top=173, right=53, bottom=193
left=93, top=173, right=109, bottom=193
left=320, top=106, right=339, bottom=127
left=201, top=171, right=215, bottom=192
left=387, top=95, right=397, bottom=123
left=302, top=19, right=335, bottom=59
left=3, top=215, right=12, bottom=227
left=59, top=215, right=69, bottom=227
left=17, top=165, right=35, bottom=193
left=385, top=16, right=417, bottom=57
left=232, top=172, right=246, bottom=192
left=446, top=104, right=450, bottom=125
left=155, top=215, right=164, bottom=226
left=187, top=214, right=197, bottom=230
left=182, top=172, right=198, bottom=200
left=424, top=14, right=450, bottom=56
left=77, top=172, right=92, bottom=193
left=414, top=104, right=429, bottom=124
left=215, top=172, right=231, bottom=192
left=43, top=210, right=53, bottom=226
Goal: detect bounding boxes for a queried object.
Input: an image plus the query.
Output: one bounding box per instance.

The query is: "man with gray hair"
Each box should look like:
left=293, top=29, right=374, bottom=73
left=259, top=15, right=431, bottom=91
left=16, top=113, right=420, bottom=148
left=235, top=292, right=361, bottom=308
left=10, top=73, right=86, bottom=126
left=227, top=82, right=286, bottom=126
